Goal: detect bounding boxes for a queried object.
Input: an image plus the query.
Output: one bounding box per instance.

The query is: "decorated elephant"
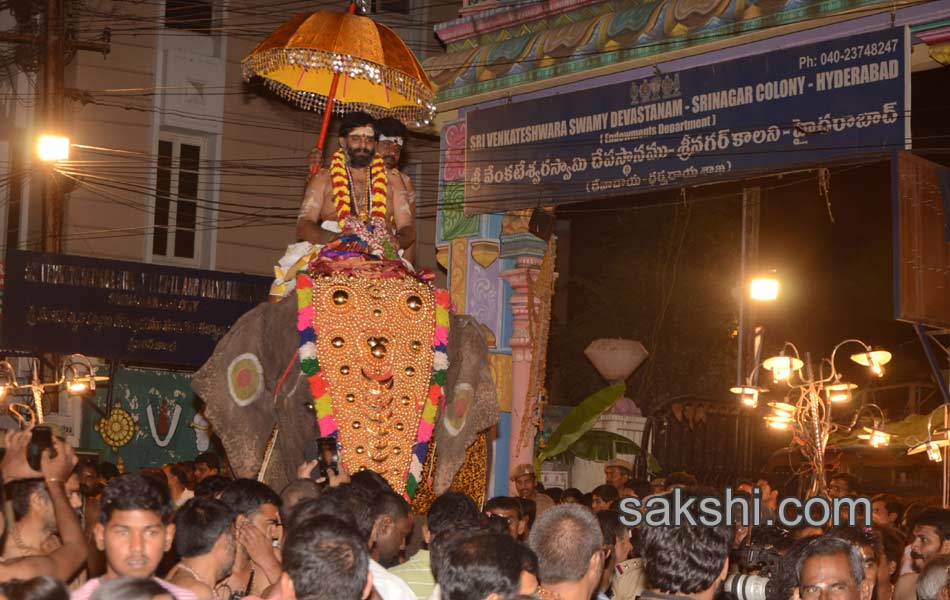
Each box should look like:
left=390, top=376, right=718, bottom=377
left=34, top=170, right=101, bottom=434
left=191, top=249, right=499, bottom=506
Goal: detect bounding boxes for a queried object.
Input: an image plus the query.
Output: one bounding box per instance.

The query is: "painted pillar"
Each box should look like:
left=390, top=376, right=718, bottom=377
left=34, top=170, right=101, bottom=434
left=499, top=231, right=548, bottom=493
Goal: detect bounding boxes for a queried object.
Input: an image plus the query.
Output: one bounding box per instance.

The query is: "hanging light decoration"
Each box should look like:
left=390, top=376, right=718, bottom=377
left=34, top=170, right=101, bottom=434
left=858, top=426, right=893, bottom=448
left=731, top=385, right=766, bottom=408
left=850, top=349, right=892, bottom=377
left=762, top=354, right=804, bottom=383
left=824, top=381, right=857, bottom=403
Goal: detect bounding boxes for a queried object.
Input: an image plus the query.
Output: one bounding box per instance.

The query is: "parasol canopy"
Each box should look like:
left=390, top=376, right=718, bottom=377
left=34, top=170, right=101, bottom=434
left=242, top=10, right=436, bottom=126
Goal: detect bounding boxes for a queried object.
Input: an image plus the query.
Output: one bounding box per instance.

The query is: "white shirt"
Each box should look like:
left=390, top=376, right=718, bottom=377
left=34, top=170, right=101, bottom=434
left=370, top=558, right=417, bottom=600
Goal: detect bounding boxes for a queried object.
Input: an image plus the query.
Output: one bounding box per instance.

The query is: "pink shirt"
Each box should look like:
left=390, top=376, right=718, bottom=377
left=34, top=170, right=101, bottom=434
left=70, top=577, right=198, bottom=600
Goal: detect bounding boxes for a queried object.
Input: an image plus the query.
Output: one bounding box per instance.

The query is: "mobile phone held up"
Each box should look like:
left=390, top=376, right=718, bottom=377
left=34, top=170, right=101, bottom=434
left=304, top=436, right=339, bottom=481
left=27, top=425, right=57, bottom=471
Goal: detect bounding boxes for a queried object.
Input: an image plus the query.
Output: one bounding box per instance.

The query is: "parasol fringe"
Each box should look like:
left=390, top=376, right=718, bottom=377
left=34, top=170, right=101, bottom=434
left=242, top=48, right=435, bottom=124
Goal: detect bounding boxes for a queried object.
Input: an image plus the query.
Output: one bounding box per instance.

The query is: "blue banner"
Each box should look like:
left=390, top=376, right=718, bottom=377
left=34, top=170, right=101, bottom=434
left=464, top=27, right=908, bottom=209
left=2, top=250, right=271, bottom=366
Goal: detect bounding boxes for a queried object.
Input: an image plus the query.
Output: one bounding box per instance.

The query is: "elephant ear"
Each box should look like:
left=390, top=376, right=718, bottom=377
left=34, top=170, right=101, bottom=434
left=192, top=297, right=301, bottom=481
left=433, top=314, right=499, bottom=494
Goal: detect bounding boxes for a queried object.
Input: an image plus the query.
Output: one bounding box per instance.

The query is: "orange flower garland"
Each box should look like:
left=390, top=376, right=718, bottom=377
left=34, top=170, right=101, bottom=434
left=329, top=149, right=387, bottom=229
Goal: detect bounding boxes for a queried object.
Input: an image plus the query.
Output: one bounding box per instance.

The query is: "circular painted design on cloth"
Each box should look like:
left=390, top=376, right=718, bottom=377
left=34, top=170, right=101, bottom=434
left=228, top=353, right=264, bottom=407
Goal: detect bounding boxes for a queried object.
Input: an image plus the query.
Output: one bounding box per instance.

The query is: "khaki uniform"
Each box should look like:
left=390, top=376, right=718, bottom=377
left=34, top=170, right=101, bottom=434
left=612, top=558, right=647, bottom=600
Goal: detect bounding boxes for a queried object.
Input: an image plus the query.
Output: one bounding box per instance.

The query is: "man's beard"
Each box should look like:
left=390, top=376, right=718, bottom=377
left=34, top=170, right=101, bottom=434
left=347, top=147, right=373, bottom=168
left=382, top=154, right=397, bottom=169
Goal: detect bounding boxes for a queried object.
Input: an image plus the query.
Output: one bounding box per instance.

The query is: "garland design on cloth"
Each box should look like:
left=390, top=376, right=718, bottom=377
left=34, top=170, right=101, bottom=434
left=294, top=271, right=451, bottom=500
left=329, top=150, right=394, bottom=258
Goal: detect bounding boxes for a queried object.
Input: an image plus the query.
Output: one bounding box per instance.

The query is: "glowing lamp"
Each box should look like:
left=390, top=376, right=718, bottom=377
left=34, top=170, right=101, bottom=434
left=907, top=437, right=949, bottom=462
left=858, top=427, right=893, bottom=448
left=765, top=416, right=791, bottom=430
left=768, top=401, right=797, bottom=413
left=763, top=355, right=803, bottom=383
left=749, top=277, right=780, bottom=301
left=67, top=381, right=88, bottom=393
left=825, top=382, right=857, bottom=403
left=730, top=386, right=764, bottom=408
left=0, top=385, right=7, bottom=401
left=926, top=442, right=943, bottom=462
left=850, top=349, right=891, bottom=378
left=37, top=135, right=70, bottom=162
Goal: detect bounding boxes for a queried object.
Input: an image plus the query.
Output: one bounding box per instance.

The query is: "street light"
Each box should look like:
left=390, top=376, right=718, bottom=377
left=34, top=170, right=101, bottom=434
left=0, top=354, right=107, bottom=425
left=749, top=277, right=780, bottom=301
left=37, top=135, right=70, bottom=162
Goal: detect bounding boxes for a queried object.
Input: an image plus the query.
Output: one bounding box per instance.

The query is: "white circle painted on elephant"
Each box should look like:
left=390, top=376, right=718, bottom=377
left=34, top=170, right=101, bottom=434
left=228, top=353, right=264, bottom=407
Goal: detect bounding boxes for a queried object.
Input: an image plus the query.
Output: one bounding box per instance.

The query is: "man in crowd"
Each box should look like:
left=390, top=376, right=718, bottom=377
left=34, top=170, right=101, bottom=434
left=604, top=460, right=633, bottom=494
left=895, top=508, right=950, bottom=600
left=167, top=497, right=237, bottom=599
left=163, top=463, right=194, bottom=508
left=637, top=489, right=731, bottom=600
left=0, top=433, right=88, bottom=584
left=511, top=464, right=555, bottom=517
left=829, top=473, right=861, bottom=498
left=71, top=473, right=196, bottom=599
left=440, top=532, right=538, bottom=600
left=485, top=497, right=528, bottom=541
left=755, top=473, right=784, bottom=520
left=915, top=554, right=950, bottom=600
left=796, top=535, right=873, bottom=600
left=218, top=479, right=283, bottom=599
left=280, top=516, right=374, bottom=600
left=193, top=453, right=220, bottom=484
left=376, top=117, right=417, bottom=264
left=390, top=492, right=483, bottom=600
left=872, top=494, right=904, bottom=529
left=4, top=479, right=62, bottom=559
left=369, top=489, right=413, bottom=569
left=528, top=504, right=604, bottom=600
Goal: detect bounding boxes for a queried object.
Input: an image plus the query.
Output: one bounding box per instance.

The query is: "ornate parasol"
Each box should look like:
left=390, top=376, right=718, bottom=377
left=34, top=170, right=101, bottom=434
left=242, top=5, right=436, bottom=171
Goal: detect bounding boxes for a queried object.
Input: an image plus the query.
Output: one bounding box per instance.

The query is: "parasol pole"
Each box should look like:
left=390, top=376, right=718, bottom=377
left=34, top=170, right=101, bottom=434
left=310, top=2, right=358, bottom=176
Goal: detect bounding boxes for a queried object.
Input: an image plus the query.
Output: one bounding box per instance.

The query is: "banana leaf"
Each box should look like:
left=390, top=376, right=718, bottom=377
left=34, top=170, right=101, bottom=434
left=534, top=383, right=625, bottom=472
left=565, top=429, right=663, bottom=476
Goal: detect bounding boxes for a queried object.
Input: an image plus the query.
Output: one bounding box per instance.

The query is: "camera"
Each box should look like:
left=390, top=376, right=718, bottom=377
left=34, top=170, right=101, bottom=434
left=724, top=574, right=769, bottom=600
left=26, top=426, right=57, bottom=471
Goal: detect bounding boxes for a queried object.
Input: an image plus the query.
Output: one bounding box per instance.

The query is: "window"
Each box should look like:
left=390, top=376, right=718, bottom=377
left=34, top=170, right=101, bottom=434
left=164, top=0, right=213, bottom=33
left=153, top=137, right=201, bottom=261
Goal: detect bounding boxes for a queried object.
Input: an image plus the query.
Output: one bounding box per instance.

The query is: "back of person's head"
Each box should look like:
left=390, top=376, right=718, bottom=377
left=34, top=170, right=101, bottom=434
left=428, top=492, right=483, bottom=537
left=282, top=516, right=370, bottom=600
left=441, top=533, right=533, bottom=600
left=485, top=496, right=524, bottom=519
left=638, top=490, right=731, bottom=595
left=917, top=554, right=950, bottom=600
left=288, top=485, right=373, bottom=542
left=559, top=488, right=584, bottom=504
left=218, top=478, right=281, bottom=519
left=794, top=535, right=865, bottom=585
left=431, top=525, right=491, bottom=584
left=528, top=504, right=603, bottom=585
left=546, top=488, right=563, bottom=503
left=100, top=473, right=174, bottom=525
left=596, top=510, right=628, bottom=547
left=195, top=452, right=220, bottom=471
left=592, top=484, right=619, bottom=504
left=372, top=489, right=409, bottom=522
left=97, top=462, right=120, bottom=482
left=485, top=513, right=511, bottom=535
left=351, top=469, right=394, bottom=495
left=194, top=475, right=232, bottom=498
left=0, top=576, right=69, bottom=600
left=828, top=526, right=882, bottom=561
left=665, top=472, right=698, bottom=488
left=8, top=479, right=48, bottom=522
left=174, top=497, right=236, bottom=558
left=280, top=478, right=322, bottom=524
left=166, top=463, right=192, bottom=488
left=876, top=525, right=907, bottom=580
left=89, top=577, right=170, bottom=600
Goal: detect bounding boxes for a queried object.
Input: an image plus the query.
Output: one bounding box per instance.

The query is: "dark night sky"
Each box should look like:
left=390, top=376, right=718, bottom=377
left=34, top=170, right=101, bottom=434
left=554, top=66, right=950, bottom=412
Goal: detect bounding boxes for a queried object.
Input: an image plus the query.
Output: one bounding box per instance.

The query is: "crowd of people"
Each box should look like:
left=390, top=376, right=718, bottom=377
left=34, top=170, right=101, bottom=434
left=1, top=430, right=949, bottom=600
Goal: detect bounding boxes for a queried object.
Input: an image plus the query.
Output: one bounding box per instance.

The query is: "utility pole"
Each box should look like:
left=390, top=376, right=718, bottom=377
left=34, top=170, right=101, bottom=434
left=736, top=186, right=760, bottom=473
left=41, top=0, right=66, bottom=254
